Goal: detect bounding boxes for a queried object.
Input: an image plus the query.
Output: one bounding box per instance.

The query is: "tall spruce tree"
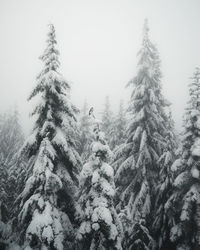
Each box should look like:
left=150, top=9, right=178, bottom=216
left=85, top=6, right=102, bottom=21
left=76, top=112, right=123, bottom=250
left=166, top=67, right=200, bottom=250
left=15, top=24, right=81, bottom=250
left=113, top=20, right=170, bottom=249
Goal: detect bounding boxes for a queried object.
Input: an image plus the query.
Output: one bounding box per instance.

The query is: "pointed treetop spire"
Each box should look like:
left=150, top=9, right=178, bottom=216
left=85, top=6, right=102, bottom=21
left=40, top=23, right=60, bottom=71
left=143, top=18, right=150, bottom=44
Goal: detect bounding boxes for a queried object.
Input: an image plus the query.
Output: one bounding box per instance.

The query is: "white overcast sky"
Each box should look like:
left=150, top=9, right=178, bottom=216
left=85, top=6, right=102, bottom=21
left=0, top=0, right=200, bottom=134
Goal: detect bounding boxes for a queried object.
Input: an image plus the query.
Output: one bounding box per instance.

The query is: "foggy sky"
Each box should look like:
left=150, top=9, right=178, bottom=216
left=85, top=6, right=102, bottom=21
left=0, top=0, right=200, bottom=134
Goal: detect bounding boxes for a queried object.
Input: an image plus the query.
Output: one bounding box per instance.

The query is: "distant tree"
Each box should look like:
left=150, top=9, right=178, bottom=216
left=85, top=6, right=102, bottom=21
left=0, top=109, right=24, bottom=164
left=76, top=113, right=123, bottom=250
left=113, top=20, right=170, bottom=249
left=78, top=101, right=92, bottom=162
left=101, top=96, right=114, bottom=148
left=0, top=109, right=24, bottom=248
left=15, top=24, right=81, bottom=250
left=0, top=160, right=11, bottom=249
left=110, top=101, right=127, bottom=150
left=166, top=67, right=200, bottom=250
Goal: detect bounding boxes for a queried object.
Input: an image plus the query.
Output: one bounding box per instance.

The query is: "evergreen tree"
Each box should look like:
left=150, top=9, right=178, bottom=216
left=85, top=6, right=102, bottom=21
left=0, top=109, right=24, bottom=248
left=78, top=101, right=92, bottom=162
left=110, top=101, right=127, bottom=150
left=166, top=67, right=200, bottom=250
left=113, top=19, right=169, bottom=249
left=76, top=112, right=122, bottom=250
left=15, top=24, right=81, bottom=250
left=0, top=160, right=11, bottom=249
left=0, top=109, right=24, bottom=164
left=101, top=96, right=114, bottom=149
left=152, top=111, right=178, bottom=250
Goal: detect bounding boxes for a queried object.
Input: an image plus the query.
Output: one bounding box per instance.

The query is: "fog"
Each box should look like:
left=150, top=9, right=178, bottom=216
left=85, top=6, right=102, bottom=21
left=0, top=0, right=200, bottom=135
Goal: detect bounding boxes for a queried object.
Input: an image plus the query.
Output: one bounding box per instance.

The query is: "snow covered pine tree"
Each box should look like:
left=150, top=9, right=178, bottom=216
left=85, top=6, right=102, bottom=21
left=77, top=112, right=123, bottom=250
left=166, top=67, right=200, bottom=250
left=15, top=24, right=81, bottom=250
left=113, top=19, right=170, bottom=249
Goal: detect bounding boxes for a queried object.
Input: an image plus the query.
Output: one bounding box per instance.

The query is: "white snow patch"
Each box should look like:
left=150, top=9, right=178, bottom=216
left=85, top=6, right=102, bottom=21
left=191, top=167, right=200, bottom=179
left=191, top=138, right=200, bottom=157
left=171, top=159, right=182, bottom=172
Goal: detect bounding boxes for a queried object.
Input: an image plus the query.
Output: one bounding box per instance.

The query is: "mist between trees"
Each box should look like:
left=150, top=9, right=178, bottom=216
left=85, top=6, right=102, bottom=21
left=1, top=20, right=200, bottom=250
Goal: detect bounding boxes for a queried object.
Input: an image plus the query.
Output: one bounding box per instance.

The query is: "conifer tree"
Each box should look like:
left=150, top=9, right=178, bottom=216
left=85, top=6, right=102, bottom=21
left=0, top=109, right=24, bottom=164
left=78, top=101, right=92, bottom=162
left=166, top=67, right=200, bottom=250
left=152, top=111, right=177, bottom=250
left=77, top=112, right=122, bottom=250
left=15, top=24, right=81, bottom=250
left=0, top=109, right=24, bottom=248
left=0, top=160, right=11, bottom=249
left=101, top=96, right=114, bottom=148
left=110, top=101, right=127, bottom=150
left=113, top=20, right=169, bottom=249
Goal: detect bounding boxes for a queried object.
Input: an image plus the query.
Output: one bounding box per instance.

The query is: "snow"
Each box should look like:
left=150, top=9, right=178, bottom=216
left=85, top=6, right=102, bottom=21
left=43, top=138, right=56, bottom=160
left=92, top=141, right=109, bottom=154
left=101, top=180, right=115, bottom=197
left=196, top=117, right=200, bottom=129
left=23, top=129, right=37, bottom=148
left=92, top=206, right=113, bottom=225
left=45, top=170, right=62, bottom=192
left=191, top=138, right=200, bottom=156
left=20, top=193, right=41, bottom=222
left=115, top=155, right=134, bottom=180
left=174, top=172, right=188, bottom=188
left=25, top=201, right=64, bottom=250
left=170, top=224, right=182, bottom=242
left=171, top=159, right=182, bottom=172
left=114, top=143, right=132, bottom=159
left=20, top=176, right=36, bottom=202
left=52, top=128, right=68, bottom=149
left=93, top=197, right=108, bottom=208
left=109, top=224, right=118, bottom=240
left=191, top=167, right=200, bottom=178
left=38, top=196, right=45, bottom=209
left=92, top=222, right=100, bottom=231
left=79, top=221, right=91, bottom=235
left=164, top=151, right=172, bottom=165
left=92, top=170, right=100, bottom=184
left=133, top=108, right=145, bottom=123
left=101, top=162, right=114, bottom=178
left=26, top=202, right=53, bottom=237
left=52, top=128, right=78, bottom=166
left=190, top=109, right=199, bottom=118
left=139, top=130, right=147, bottom=151
left=79, top=162, right=93, bottom=187
left=132, top=126, right=142, bottom=142
left=40, top=120, right=55, bottom=136
left=42, top=225, right=54, bottom=244
left=77, top=108, right=122, bottom=248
